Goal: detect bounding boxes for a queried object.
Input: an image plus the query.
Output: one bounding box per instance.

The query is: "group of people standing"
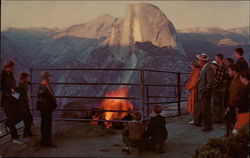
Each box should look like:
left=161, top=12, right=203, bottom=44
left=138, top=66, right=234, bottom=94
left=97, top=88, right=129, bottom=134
left=186, top=47, right=249, bottom=135
left=0, top=61, right=57, bottom=147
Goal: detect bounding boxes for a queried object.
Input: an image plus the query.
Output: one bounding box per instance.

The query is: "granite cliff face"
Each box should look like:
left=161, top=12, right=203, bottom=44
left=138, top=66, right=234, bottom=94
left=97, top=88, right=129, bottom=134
left=108, top=3, right=185, bottom=58
left=53, top=14, right=120, bottom=39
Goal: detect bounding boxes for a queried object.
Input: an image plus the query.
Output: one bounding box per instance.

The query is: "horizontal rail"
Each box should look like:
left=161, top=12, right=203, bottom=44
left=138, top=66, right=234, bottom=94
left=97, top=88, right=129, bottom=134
left=144, top=100, right=188, bottom=105
left=148, top=96, right=177, bottom=98
left=144, top=68, right=190, bottom=74
left=31, top=68, right=141, bottom=71
left=31, top=83, right=186, bottom=87
left=145, top=84, right=186, bottom=87
left=143, top=112, right=189, bottom=120
left=31, top=96, right=140, bottom=100
left=34, top=117, right=130, bottom=123
left=32, top=108, right=137, bottom=113
left=145, top=84, right=178, bottom=87
left=30, top=68, right=191, bottom=75
left=31, top=82, right=140, bottom=86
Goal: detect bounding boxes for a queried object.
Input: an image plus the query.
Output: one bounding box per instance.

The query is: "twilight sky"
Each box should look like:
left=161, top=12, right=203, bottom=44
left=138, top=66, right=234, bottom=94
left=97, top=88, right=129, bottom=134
left=1, top=1, right=249, bottom=31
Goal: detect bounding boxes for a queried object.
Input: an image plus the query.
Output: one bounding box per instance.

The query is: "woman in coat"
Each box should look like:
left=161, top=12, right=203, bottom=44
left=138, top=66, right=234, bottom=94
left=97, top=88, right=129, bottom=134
left=37, top=71, right=57, bottom=147
left=186, top=62, right=201, bottom=124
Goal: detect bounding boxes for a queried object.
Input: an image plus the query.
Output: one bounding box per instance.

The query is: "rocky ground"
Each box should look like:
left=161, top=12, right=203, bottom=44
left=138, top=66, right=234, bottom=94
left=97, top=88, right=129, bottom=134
left=0, top=114, right=225, bottom=158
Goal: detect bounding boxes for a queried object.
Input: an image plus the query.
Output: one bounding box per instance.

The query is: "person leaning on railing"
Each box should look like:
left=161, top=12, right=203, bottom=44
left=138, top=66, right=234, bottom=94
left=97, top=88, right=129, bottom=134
left=37, top=71, right=57, bottom=147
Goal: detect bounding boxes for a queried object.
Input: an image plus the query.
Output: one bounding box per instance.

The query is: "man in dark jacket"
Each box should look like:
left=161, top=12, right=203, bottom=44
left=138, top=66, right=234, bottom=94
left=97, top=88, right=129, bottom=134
left=211, top=54, right=227, bottom=123
left=226, top=65, right=247, bottom=135
left=234, top=48, right=249, bottom=72
left=239, top=69, right=250, bottom=106
left=146, top=105, right=168, bottom=153
left=37, top=71, right=57, bottom=147
left=17, top=72, right=33, bottom=137
left=195, top=53, right=214, bottom=131
left=231, top=69, right=250, bottom=134
left=0, top=61, right=23, bottom=144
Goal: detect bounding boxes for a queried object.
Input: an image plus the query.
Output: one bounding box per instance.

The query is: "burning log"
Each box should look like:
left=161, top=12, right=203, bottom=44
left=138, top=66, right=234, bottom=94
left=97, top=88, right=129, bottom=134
left=90, top=86, right=134, bottom=128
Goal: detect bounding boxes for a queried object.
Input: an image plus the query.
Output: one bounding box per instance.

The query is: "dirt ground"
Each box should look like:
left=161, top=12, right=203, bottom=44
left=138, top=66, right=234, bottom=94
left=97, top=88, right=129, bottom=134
left=0, top=115, right=225, bottom=158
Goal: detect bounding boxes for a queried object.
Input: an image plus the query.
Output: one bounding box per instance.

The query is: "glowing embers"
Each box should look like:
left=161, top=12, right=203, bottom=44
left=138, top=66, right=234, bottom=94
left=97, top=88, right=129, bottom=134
left=91, top=86, right=133, bottom=128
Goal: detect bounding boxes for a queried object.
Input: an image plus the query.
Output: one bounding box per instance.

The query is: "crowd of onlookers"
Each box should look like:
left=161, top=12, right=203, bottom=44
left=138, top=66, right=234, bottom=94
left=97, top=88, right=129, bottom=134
left=186, top=47, right=249, bottom=135
left=1, top=62, right=57, bottom=147
left=0, top=47, right=249, bottom=155
left=121, top=47, right=249, bottom=155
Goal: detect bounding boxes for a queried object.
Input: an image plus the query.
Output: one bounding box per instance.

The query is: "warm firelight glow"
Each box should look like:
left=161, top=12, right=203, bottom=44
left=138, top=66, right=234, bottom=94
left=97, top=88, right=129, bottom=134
left=92, top=86, right=133, bottom=128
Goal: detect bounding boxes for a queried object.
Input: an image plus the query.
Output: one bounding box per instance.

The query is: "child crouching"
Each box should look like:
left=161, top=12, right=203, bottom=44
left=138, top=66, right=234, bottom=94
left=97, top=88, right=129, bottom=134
left=122, top=112, right=145, bottom=155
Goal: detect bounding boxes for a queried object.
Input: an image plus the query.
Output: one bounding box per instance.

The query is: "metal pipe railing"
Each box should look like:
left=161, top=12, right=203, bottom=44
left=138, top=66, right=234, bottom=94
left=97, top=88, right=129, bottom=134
left=0, top=67, right=190, bottom=145
left=31, top=96, right=140, bottom=100
left=177, top=72, right=181, bottom=116
left=31, top=68, right=142, bottom=71
left=140, top=69, right=145, bottom=120
left=32, top=108, right=137, bottom=113
left=31, top=82, right=140, bottom=86
left=144, top=68, right=190, bottom=74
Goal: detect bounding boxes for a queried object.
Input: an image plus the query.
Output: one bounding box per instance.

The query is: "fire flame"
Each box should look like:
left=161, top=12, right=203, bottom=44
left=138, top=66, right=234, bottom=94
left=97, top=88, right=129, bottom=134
left=92, top=86, right=133, bottom=128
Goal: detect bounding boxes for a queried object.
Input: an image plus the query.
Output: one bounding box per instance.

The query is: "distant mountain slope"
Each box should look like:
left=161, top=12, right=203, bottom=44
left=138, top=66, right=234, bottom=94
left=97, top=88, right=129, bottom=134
left=177, top=26, right=249, bottom=46
left=177, top=26, right=249, bottom=61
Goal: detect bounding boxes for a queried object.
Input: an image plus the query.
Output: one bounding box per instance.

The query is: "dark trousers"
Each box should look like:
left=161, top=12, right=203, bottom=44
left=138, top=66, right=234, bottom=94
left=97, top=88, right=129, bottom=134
left=122, top=133, right=144, bottom=150
left=23, top=110, right=33, bottom=136
left=3, top=107, right=32, bottom=139
left=225, top=107, right=236, bottom=136
left=195, top=95, right=213, bottom=129
left=40, top=111, right=52, bottom=145
left=6, top=116, right=20, bottom=139
left=211, top=89, right=225, bottom=123
left=194, top=100, right=201, bottom=125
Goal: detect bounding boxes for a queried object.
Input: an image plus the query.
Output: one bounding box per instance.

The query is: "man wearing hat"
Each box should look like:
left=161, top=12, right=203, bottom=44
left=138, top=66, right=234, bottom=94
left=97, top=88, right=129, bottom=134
left=195, top=53, right=214, bottom=131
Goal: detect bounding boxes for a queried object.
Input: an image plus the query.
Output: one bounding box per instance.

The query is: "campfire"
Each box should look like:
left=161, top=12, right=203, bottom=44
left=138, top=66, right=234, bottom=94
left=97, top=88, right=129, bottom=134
left=91, top=86, right=134, bottom=128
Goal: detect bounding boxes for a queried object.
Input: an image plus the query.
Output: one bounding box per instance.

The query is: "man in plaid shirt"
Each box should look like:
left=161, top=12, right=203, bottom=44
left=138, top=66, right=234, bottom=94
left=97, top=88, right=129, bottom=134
left=211, top=54, right=227, bottom=123
left=214, top=60, right=227, bottom=88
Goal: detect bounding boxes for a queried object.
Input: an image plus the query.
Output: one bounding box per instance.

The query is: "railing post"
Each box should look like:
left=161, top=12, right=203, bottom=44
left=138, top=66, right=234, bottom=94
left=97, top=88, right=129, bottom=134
left=29, top=68, right=33, bottom=116
left=140, top=68, right=145, bottom=120
left=146, top=85, right=150, bottom=117
left=177, top=72, right=181, bottom=116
